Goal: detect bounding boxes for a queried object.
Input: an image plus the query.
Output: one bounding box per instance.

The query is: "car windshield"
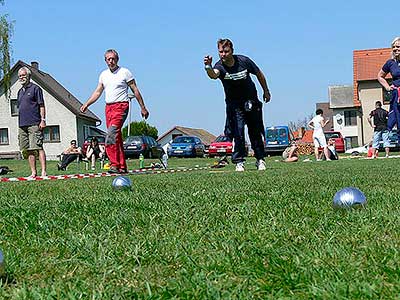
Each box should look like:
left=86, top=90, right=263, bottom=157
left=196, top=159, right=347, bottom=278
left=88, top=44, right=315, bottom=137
left=266, top=129, right=278, bottom=139
left=266, top=129, right=287, bottom=139
left=125, top=136, right=142, bottom=144
left=325, top=133, right=340, bottom=139
left=173, top=137, right=195, bottom=143
left=215, top=136, right=230, bottom=142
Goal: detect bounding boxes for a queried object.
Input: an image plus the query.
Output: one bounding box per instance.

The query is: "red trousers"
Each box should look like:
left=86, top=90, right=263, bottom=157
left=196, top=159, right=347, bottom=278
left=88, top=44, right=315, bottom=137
left=105, top=102, right=129, bottom=170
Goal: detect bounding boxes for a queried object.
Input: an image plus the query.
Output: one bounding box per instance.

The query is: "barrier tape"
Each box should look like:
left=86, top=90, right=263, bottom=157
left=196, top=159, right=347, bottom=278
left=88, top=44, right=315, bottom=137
left=0, top=166, right=210, bottom=183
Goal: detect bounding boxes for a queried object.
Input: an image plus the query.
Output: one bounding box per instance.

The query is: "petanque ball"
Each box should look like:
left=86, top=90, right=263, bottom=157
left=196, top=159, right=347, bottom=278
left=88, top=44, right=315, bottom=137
left=112, top=176, right=132, bottom=191
left=333, top=187, right=367, bottom=209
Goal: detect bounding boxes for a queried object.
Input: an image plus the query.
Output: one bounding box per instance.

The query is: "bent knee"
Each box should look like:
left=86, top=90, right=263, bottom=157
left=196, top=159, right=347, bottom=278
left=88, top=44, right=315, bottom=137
left=106, top=126, right=118, bottom=145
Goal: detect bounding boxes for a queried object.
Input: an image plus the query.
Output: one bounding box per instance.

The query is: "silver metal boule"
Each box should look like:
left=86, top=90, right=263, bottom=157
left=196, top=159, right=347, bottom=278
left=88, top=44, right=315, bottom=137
left=112, top=176, right=132, bottom=191
left=333, top=187, right=367, bottom=209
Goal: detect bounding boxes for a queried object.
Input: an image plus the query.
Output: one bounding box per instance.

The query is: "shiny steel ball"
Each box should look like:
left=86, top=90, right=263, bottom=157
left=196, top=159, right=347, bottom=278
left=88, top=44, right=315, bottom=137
left=333, top=187, right=367, bottom=209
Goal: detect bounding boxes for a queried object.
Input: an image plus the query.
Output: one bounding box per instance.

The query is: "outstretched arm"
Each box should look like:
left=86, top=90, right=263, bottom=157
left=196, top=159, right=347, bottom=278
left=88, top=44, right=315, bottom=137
left=80, top=83, right=104, bottom=113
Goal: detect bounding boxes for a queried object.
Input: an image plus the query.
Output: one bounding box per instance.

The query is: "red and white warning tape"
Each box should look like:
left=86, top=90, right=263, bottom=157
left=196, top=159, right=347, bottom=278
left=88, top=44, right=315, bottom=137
left=0, top=166, right=210, bottom=183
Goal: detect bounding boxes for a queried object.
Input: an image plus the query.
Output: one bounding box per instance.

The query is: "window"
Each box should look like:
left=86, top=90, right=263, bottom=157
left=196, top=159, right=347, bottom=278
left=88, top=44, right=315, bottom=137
left=344, top=111, right=357, bottom=126
left=43, top=126, right=60, bottom=142
left=10, top=99, right=18, bottom=116
left=345, top=136, right=358, bottom=149
left=0, top=128, right=9, bottom=145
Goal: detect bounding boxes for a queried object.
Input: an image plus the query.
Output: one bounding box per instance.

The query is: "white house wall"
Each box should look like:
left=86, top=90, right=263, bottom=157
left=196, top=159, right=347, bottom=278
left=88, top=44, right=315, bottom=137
left=333, top=110, right=359, bottom=139
left=358, top=81, right=389, bottom=145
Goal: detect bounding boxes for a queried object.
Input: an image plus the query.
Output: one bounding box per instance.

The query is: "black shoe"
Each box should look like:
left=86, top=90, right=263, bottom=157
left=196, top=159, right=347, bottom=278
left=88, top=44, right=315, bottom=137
left=119, top=168, right=128, bottom=174
left=108, top=166, right=119, bottom=174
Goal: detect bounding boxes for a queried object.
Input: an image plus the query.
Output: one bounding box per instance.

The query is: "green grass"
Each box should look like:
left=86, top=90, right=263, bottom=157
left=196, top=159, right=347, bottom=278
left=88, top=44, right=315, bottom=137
left=0, top=156, right=400, bottom=299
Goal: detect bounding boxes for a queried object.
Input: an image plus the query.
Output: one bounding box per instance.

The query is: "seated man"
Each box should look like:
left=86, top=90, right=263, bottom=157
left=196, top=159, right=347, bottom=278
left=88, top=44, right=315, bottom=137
left=58, top=140, right=82, bottom=171
left=85, top=137, right=106, bottom=170
left=282, top=142, right=299, bottom=162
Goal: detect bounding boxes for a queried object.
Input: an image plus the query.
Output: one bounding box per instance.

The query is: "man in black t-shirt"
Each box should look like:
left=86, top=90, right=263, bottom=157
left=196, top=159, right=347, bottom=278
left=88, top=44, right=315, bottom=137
left=368, top=101, right=390, bottom=158
left=204, top=39, right=271, bottom=172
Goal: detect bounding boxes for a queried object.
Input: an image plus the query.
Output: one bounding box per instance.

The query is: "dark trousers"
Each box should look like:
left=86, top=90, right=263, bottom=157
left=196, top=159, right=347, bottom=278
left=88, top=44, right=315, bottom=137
left=388, top=88, right=400, bottom=143
left=225, top=100, right=265, bottom=163
left=60, top=154, right=79, bottom=169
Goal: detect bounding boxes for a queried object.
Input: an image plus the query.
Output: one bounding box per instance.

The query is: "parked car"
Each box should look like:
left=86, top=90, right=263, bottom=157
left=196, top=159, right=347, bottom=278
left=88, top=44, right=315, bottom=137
left=168, top=136, right=205, bottom=157
left=345, top=143, right=370, bottom=156
left=208, top=135, right=249, bottom=157
left=82, top=135, right=106, bottom=156
left=123, top=135, right=164, bottom=158
left=323, top=131, right=345, bottom=153
left=378, top=130, right=400, bottom=151
left=265, top=125, right=293, bottom=154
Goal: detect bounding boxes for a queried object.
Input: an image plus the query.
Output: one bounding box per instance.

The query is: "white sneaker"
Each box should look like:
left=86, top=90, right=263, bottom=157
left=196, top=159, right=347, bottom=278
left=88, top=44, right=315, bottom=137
left=256, top=159, right=266, bottom=171
left=235, top=162, right=245, bottom=172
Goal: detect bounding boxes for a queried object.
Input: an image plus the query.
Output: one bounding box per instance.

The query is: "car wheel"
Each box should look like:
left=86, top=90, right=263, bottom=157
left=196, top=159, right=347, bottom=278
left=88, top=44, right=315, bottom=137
left=351, top=151, right=359, bottom=156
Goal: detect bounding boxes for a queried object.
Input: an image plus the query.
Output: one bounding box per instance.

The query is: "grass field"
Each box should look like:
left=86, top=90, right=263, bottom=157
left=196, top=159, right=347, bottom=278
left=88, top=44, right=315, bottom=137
left=0, top=156, right=400, bottom=299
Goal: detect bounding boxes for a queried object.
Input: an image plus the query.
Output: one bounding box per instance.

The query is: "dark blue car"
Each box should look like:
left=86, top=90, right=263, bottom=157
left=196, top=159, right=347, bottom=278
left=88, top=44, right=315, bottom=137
left=168, top=136, right=205, bottom=158
left=264, top=125, right=293, bottom=154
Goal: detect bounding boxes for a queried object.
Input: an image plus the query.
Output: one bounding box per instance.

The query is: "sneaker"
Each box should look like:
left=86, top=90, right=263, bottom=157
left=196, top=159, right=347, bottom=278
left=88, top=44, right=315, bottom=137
left=235, top=162, right=245, bottom=172
left=256, top=159, right=266, bottom=171
left=91, top=166, right=96, bottom=171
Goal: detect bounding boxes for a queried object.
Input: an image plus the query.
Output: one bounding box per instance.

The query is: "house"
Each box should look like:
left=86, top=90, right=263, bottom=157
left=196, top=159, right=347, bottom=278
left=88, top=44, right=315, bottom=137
left=157, top=126, right=216, bottom=152
left=353, top=48, right=391, bottom=145
left=328, top=85, right=361, bottom=149
left=0, top=60, right=103, bottom=160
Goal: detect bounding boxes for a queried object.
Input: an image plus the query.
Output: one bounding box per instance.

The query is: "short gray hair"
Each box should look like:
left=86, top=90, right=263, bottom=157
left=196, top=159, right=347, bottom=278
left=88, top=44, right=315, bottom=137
left=18, top=66, right=31, bottom=77
left=104, top=49, right=119, bottom=60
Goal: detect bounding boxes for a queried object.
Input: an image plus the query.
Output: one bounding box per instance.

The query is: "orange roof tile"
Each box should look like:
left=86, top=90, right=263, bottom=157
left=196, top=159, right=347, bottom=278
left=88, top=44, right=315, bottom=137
left=353, top=48, right=392, bottom=106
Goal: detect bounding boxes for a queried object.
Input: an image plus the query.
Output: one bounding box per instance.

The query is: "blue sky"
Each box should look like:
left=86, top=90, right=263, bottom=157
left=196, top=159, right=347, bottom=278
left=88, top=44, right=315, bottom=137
left=2, top=0, right=397, bottom=136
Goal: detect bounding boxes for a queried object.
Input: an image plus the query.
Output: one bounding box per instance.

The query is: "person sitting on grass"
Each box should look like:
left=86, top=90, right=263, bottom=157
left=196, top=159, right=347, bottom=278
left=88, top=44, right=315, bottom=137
left=57, top=140, right=82, bottom=171
left=321, top=138, right=338, bottom=160
left=282, top=142, right=299, bottom=162
left=86, top=137, right=105, bottom=170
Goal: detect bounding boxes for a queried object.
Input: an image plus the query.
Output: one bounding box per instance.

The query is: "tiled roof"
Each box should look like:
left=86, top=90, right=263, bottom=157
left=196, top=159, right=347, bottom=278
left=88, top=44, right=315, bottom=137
left=293, top=129, right=313, bottom=143
left=353, top=48, right=392, bottom=106
left=157, top=126, right=216, bottom=145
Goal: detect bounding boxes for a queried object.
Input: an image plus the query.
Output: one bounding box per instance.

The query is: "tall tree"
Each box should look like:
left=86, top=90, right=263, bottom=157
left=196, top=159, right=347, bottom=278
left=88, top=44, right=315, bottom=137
left=0, top=0, right=13, bottom=99
left=122, top=121, right=158, bottom=140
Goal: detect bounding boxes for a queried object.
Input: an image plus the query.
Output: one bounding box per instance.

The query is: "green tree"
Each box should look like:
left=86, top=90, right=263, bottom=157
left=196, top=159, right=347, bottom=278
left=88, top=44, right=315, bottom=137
left=0, top=0, right=13, bottom=99
left=122, top=121, right=158, bottom=140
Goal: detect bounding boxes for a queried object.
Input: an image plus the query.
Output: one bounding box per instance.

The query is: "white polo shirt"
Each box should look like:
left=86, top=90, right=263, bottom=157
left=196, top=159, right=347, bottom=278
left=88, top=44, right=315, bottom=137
left=99, top=67, right=134, bottom=104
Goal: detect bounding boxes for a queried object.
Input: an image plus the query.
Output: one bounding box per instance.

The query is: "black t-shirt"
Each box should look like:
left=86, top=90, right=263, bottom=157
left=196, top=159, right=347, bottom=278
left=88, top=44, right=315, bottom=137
left=214, top=55, right=260, bottom=103
left=369, top=107, right=388, bottom=131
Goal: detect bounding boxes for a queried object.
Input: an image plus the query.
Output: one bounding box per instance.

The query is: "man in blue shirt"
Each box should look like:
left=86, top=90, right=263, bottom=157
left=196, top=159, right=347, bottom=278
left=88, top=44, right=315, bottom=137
left=17, top=66, right=47, bottom=177
left=204, top=39, right=271, bottom=171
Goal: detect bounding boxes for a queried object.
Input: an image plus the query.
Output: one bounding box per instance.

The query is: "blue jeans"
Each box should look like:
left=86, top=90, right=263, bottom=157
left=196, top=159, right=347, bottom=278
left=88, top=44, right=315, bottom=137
left=372, top=130, right=390, bottom=149
left=225, top=100, right=265, bottom=163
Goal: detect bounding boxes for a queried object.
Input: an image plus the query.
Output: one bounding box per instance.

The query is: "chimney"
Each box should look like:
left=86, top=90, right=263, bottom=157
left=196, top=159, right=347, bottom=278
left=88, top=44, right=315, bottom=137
left=31, top=61, right=39, bottom=70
